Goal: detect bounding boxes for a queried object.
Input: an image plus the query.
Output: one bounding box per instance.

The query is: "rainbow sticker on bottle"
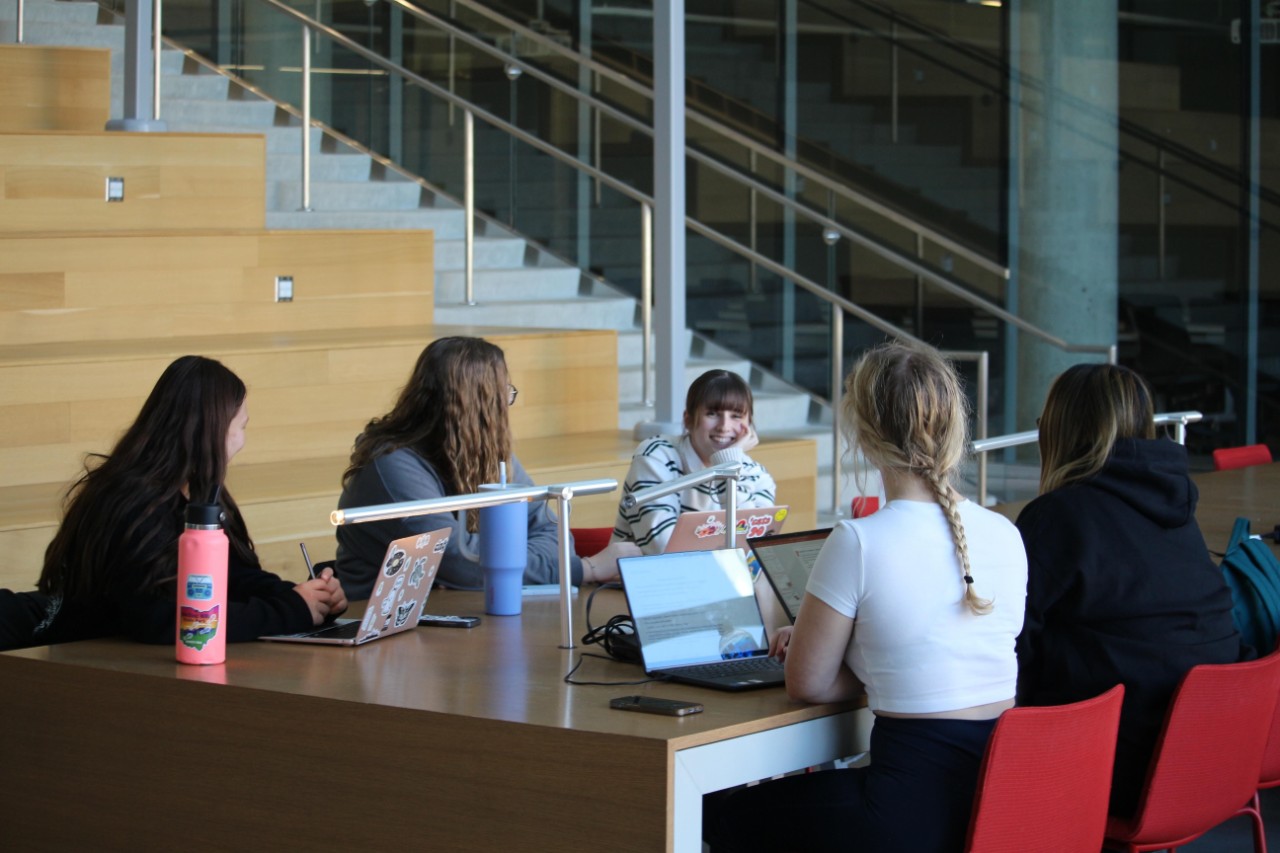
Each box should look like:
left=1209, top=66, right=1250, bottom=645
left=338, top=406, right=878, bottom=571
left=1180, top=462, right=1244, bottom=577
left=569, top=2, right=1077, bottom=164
left=179, top=604, right=220, bottom=651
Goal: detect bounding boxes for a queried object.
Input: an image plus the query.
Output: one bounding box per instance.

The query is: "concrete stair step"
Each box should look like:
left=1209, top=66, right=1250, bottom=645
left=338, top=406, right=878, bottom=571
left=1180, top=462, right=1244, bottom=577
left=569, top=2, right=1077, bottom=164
left=434, top=237, right=529, bottom=271
left=0, top=0, right=100, bottom=24
left=265, top=209, right=465, bottom=234
left=266, top=152, right=375, bottom=183
left=435, top=266, right=582, bottom=302
left=433, top=297, right=637, bottom=329
left=267, top=179, right=425, bottom=212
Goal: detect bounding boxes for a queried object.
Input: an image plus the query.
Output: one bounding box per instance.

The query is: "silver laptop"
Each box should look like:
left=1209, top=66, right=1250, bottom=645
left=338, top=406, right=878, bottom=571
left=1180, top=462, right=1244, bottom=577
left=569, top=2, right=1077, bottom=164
left=748, top=527, right=832, bottom=623
left=662, top=505, right=790, bottom=553
left=261, top=527, right=449, bottom=646
left=619, top=548, right=785, bottom=691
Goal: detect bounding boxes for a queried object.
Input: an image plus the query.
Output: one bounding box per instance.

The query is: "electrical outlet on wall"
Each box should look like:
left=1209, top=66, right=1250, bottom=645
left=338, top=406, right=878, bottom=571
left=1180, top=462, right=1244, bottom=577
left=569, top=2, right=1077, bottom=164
left=275, top=276, right=294, bottom=302
left=105, top=177, right=124, bottom=202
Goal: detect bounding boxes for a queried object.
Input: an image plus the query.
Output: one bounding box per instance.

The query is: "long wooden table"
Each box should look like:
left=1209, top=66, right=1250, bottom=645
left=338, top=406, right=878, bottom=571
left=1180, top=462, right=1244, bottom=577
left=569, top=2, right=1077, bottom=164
left=0, top=587, right=865, bottom=852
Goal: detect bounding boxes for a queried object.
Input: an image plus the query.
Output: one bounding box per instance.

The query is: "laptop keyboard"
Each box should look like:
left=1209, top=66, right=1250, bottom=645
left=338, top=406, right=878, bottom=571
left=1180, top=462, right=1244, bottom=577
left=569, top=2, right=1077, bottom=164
left=307, top=620, right=362, bottom=640
left=677, top=656, right=782, bottom=679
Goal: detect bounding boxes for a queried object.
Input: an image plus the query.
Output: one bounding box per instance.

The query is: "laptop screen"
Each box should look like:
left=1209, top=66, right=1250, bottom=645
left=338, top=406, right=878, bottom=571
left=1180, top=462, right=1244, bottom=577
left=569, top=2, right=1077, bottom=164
left=620, top=549, right=770, bottom=671
left=748, top=528, right=832, bottom=621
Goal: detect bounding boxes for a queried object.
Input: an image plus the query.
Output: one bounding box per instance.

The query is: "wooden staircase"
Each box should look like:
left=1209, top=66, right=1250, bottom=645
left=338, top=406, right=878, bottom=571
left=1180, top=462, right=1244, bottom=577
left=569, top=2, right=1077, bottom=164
left=0, top=42, right=817, bottom=592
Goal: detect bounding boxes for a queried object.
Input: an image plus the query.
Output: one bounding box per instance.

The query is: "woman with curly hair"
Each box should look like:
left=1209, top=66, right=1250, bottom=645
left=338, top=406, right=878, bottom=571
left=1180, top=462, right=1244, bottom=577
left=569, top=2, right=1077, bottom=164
left=335, top=336, right=637, bottom=598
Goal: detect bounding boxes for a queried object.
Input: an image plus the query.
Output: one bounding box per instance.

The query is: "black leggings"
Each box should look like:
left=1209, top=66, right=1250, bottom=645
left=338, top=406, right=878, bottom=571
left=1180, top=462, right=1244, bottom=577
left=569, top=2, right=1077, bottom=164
left=703, top=715, right=997, bottom=853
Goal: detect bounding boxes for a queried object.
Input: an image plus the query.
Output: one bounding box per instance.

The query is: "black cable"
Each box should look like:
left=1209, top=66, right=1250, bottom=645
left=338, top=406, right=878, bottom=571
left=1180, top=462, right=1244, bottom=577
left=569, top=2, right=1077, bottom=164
left=562, top=581, right=662, bottom=686
left=563, top=651, right=662, bottom=686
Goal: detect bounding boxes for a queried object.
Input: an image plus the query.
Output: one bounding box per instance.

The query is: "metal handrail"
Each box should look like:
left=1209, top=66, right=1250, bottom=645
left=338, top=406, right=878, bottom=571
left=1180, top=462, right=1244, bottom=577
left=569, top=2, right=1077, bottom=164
left=624, top=463, right=742, bottom=550
left=332, top=478, right=618, bottom=650
left=166, top=0, right=1109, bottom=514
left=15, top=0, right=23, bottom=42
left=969, top=411, right=1204, bottom=456
left=400, top=0, right=1009, bottom=281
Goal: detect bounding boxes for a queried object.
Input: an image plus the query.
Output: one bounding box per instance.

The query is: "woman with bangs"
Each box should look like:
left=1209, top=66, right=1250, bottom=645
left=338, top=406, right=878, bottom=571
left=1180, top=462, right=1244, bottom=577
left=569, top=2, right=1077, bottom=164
left=704, top=343, right=1027, bottom=853
left=612, top=369, right=777, bottom=555
left=1015, top=362, right=1247, bottom=818
left=335, top=336, right=638, bottom=597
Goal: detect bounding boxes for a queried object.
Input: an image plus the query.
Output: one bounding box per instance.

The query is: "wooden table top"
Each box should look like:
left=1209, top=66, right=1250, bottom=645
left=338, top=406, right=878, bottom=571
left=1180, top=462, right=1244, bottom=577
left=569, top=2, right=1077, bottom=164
left=4, top=586, right=859, bottom=752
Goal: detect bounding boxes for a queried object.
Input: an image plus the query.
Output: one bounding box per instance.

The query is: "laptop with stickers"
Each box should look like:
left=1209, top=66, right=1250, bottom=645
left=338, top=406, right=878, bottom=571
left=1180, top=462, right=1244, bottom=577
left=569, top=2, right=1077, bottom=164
left=261, top=527, right=450, bottom=646
left=618, top=548, right=785, bottom=691
left=747, top=527, right=833, bottom=623
left=662, top=505, right=789, bottom=553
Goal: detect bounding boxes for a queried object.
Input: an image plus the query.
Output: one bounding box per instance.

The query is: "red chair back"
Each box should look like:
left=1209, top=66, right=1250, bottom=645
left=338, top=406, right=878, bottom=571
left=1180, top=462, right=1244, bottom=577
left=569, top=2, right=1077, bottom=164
left=1261, top=681, right=1280, bottom=790
left=570, top=527, right=614, bottom=558
left=1105, top=650, right=1280, bottom=852
left=1213, top=444, right=1273, bottom=471
left=963, top=685, right=1124, bottom=853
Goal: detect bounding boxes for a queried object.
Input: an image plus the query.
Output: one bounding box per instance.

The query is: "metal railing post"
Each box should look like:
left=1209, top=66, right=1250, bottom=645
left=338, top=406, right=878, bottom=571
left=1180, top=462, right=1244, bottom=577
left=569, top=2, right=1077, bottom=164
left=831, top=308, right=844, bottom=517
left=465, top=109, right=476, bottom=305
left=16, top=0, right=23, bottom=43
left=153, top=0, right=163, bottom=121
left=300, top=24, right=312, bottom=211
left=641, top=202, right=654, bottom=405
left=1157, top=147, right=1167, bottom=281
left=976, top=350, right=989, bottom=505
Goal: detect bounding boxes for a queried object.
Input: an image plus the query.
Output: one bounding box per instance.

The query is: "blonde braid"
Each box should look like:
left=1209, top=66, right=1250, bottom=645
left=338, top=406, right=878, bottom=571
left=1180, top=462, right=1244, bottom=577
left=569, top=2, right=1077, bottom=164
left=924, top=468, right=992, bottom=615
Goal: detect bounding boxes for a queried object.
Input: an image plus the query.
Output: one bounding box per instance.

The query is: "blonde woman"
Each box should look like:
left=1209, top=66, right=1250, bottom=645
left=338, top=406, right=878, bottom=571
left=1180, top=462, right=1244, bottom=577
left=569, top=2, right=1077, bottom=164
left=705, top=343, right=1027, bottom=853
left=1015, top=363, right=1246, bottom=818
left=335, top=337, right=636, bottom=597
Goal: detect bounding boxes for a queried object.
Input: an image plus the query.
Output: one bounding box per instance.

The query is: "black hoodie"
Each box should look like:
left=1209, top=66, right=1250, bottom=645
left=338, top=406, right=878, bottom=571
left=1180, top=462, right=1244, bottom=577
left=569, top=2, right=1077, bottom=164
left=1015, top=437, right=1248, bottom=818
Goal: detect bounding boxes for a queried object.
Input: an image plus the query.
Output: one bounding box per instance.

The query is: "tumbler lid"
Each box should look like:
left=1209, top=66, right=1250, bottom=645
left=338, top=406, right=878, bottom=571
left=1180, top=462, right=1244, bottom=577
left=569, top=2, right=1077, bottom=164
left=184, top=502, right=223, bottom=527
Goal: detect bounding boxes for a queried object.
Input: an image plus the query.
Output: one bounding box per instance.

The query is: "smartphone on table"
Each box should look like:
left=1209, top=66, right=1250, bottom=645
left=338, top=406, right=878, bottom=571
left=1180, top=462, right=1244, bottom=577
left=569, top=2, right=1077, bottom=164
left=609, top=695, right=704, bottom=716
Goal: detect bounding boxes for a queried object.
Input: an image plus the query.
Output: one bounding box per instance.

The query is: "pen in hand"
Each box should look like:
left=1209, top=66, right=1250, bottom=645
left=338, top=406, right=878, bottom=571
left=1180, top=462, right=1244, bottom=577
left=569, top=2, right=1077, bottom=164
left=299, top=541, right=317, bottom=580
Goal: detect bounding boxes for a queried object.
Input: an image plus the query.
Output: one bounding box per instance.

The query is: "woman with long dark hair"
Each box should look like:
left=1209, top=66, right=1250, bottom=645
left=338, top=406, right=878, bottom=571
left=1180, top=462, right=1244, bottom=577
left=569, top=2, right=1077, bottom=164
left=35, top=355, right=346, bottom=644
left=336, top=336, right=637, bottom=597
left=1015, top=362, right=1248, bottom=817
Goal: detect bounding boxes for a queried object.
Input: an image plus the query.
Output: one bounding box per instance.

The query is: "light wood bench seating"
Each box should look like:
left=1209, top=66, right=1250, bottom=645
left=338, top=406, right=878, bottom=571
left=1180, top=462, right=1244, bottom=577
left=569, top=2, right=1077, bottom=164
left=0, top=229, right=434, bottom=345
left=0, top=324, right=635, bottom=588
left=0, top=431, right=816, bottom=590
left=0, top=45, right=110, bottom=132
left=0, top=131, right=266, bottom=232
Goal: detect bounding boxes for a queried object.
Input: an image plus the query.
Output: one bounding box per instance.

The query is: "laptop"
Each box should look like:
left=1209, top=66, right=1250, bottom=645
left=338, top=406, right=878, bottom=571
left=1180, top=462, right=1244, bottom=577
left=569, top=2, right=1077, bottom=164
left=663, top=505, right=789, bottom=553
left=618, top=548, right=786, bottom=691
left=748, top=527, right=833, bottom=623
left=261, top=527, right=450, bottom=646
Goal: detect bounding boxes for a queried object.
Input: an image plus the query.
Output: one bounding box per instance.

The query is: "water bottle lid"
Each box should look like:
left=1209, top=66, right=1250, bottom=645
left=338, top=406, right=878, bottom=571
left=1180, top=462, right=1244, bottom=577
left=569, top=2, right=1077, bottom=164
left=185, top=502, right=223, bottom=527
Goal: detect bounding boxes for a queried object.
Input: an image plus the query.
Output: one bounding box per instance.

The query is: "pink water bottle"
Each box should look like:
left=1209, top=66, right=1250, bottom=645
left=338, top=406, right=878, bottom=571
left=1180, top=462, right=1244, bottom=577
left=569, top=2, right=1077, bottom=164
left=176, top=501, right=228, bottom=665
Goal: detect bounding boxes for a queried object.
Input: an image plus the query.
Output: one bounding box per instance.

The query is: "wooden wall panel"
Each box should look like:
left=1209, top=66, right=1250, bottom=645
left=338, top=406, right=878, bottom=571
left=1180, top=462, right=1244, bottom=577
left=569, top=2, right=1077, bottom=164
left=0, top=45, right=110, bottom=132
left=0, top=230, right=434, bottom=344
left=0, top=132, right=266, bottom=231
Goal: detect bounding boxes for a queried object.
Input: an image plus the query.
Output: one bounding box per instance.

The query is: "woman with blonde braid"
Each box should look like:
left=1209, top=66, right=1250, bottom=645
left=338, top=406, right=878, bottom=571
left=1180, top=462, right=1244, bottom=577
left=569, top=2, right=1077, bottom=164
left=704, top=342, right=1027, bottom=853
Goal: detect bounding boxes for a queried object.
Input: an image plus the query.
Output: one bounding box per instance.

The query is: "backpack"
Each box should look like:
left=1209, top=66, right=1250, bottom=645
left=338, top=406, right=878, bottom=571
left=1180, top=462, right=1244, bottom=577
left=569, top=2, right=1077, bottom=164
left=1220, top=517, right=1280, bottom=653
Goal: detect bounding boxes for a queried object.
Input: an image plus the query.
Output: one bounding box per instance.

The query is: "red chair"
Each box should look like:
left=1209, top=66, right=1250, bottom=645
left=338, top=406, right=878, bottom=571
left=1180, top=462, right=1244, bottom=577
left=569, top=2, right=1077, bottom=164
left=962, top=685, right=1125, bottom=853
left=1104, top=651, right=1280, bottom=852
left=1238, top=659, right=1280, bottom=853
left=570, top=527, right=613, bottom=558
left=1213, top=444, right=1273, bottom=471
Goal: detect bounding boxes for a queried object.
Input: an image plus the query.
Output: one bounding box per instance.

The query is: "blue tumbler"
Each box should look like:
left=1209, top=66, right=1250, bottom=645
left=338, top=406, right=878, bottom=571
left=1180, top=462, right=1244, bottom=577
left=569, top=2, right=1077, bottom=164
left=479, top=485, right=527, bottom=616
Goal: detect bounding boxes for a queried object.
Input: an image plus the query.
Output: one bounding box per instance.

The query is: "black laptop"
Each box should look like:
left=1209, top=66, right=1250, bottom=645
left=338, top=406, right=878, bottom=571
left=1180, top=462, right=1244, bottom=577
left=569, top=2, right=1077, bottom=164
left=618, top=549, right=785, bottom=691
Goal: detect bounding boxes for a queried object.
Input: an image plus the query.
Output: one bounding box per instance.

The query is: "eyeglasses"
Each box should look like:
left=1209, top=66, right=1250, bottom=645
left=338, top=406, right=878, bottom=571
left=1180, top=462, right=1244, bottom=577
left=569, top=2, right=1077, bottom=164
left=507, top=385, right=519, bottom=405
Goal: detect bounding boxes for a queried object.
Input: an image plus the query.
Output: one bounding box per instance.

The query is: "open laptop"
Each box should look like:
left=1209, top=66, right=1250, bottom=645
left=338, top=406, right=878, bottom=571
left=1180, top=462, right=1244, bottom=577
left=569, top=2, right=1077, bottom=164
left=618, top=548, right=785, bottom=691
left=748, top=527, right=833, bottom=623
left=663, top=505, right=789, bottom=554
left=261, top=527, right=450, bottom=646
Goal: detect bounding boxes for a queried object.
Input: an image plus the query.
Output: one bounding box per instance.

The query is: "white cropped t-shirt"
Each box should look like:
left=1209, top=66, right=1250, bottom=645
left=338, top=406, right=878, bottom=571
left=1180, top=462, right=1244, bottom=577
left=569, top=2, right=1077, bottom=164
left=806, top=499, right=1028, bottom=714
